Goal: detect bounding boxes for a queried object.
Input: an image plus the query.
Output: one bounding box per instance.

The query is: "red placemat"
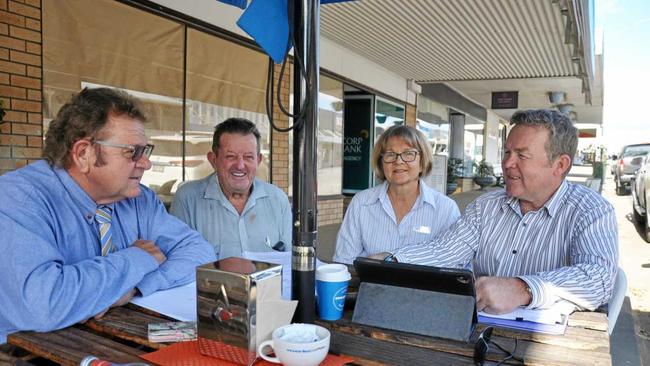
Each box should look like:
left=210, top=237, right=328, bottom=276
left=140, top=340, right=354, bottom=366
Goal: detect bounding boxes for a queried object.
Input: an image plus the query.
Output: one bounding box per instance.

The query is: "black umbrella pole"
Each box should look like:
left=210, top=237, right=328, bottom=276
left=290, top=0, right=319, bottom=324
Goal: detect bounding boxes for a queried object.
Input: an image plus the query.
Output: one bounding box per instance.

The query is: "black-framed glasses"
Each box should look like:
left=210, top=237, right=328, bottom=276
left=474, top=327, right=523, bottom=366
left=93, top=140, right=154, bottom=162
left=381, top=150, right=419, bottom=163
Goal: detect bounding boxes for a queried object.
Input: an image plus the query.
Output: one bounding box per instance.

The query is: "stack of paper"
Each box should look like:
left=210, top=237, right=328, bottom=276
left=147, top=321, right=197, bottom=343
left=478, top=301, right=575, bottom=334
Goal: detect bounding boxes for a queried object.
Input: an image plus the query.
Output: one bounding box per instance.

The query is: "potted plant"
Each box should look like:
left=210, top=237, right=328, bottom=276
left=446, top=158, right=464, bottom=195
left=473, top=159, right=496, bottom=190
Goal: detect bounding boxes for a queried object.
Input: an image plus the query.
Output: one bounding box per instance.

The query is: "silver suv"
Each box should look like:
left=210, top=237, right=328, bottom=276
left=614, top=143, right=650, bottom=195
left=632, top=152, right=650, bottom=242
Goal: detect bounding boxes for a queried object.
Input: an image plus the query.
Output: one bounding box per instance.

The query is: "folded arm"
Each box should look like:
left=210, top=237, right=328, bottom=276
left=0, top=210, right=159, bottom=333
left=136, top=195, right=217, bottom=296
left=394, top=200, right=480, bottom=266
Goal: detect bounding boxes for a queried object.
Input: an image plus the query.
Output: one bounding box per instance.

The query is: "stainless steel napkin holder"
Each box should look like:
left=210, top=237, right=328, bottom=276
left=196, top=257, right=282, bottom=366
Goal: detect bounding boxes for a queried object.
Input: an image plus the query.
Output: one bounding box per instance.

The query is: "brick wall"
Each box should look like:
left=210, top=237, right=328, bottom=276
left=271, top=62, right=290, bottom=193
left=0, top=0, right=42, bottom=175
left=317, top=197, right=343, bottom=226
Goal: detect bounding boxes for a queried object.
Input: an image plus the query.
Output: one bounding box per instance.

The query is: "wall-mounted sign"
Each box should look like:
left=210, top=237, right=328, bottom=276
left=491, top=91, right=518, bottom=109
left=342, top=95, right=374, bottom=195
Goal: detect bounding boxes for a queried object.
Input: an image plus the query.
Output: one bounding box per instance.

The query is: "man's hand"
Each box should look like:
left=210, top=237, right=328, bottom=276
left=133, top=239, right=166, bottom=264
left=93, top=288, right=138, bottom=320
left=475, top=276, right=532, bottom=314
left=368, top=252, right=390, bottom=260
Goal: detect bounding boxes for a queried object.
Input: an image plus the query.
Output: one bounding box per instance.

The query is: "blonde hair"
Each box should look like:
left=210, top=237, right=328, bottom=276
left=371, top=125, right=433, bottom=182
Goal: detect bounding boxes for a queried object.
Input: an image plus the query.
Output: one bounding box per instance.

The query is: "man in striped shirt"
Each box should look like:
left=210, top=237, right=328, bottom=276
left=373, top=109, right=618, bottom=315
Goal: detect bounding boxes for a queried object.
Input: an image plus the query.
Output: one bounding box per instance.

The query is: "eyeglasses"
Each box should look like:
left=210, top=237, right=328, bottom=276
left=381, top=150, right=419, bottom=163
left=473, top=327, right=523, bottom=366
left=93, top=140, right=155, bottom=162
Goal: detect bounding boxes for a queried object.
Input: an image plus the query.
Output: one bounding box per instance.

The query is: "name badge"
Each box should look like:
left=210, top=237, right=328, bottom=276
left=413, top=226, right=431, bottom=234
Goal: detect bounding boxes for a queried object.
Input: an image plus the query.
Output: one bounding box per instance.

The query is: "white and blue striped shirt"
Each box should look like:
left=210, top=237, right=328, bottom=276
left=333, top=180, right=460, bottom=264
left=395, top=180, right=619, bottom=310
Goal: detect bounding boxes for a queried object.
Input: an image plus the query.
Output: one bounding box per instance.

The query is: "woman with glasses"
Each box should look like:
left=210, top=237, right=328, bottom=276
left=333, top=125, right=460, bottom=264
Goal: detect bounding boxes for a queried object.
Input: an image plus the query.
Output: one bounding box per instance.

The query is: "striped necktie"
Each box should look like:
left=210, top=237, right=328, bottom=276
left=95, top=205, right=115, bottom=256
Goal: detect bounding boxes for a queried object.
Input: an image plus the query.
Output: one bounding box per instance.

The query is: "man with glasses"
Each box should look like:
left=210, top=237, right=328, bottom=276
left=373, top=110, right=618, bottom=315
left=0, top=88, right=216, bottom=344
left=170, top=118, right=292, bottom=259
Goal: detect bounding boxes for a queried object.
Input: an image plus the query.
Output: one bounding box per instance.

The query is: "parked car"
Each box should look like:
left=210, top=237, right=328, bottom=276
left=631, top=152, right=650, bottom=242
left=141, top=132, right=214, bottom=198
left=613, top=143, right=650, bottom=195
left=610, top=155, right=618, bottom=175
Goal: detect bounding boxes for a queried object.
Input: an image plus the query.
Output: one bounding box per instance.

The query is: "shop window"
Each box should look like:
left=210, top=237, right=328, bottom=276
left=44, top=0, right=270, bottom=205
left=185, top=29, right=270, bottom=183
left=288, top=74, right=344, bottom=197
left=317, top=76, right=343, bottom=196
left=374, top=97, right=404, bottom=140
left=416, top=120, right=450, bottom=157
left=463, top=123, right=485, bottom=176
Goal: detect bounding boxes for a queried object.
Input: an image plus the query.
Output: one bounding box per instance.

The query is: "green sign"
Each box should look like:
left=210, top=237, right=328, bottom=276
left=342, top=96, right=373, bottom=194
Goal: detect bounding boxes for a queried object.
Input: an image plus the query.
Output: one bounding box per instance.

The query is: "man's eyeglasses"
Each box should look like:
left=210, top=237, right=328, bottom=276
left=474, top=327, right=523, bottom=366
left=381, top=150, right=419, bottom=163
left=93, top=140, right=155, bottom=162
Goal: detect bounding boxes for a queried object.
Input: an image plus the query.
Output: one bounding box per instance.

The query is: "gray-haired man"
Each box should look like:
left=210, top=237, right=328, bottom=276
left=373, top=109, right=618, bottom=315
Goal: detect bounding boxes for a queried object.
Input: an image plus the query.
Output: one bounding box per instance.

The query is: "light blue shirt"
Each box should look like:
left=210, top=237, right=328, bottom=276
left=396, top=181, right=619, bottom=311
left=333, top=180, right=461, bottom=264
left=0, top=160, right=216, bottom=343
left=170, top=173, right=292, bottom=259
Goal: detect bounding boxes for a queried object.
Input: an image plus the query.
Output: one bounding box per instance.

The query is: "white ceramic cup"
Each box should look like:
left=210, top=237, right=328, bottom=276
left=258, top=323, right=330, bottom=366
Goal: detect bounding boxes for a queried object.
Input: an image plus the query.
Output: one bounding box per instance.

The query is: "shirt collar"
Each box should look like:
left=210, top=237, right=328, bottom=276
left=365, top=180, right=435, bottom=209
left=53, top=165, right=108, bottom=225
left=361, top=181, right=388, bottom=206
left=418, top=179, right=438, bottom=209
left=502, top=180, right=568, bottom=217
left=542, top=180, right=569, bottom=217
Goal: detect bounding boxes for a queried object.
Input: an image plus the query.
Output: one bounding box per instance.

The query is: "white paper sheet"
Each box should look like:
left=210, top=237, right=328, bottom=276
left=242, top=251, right=326, bottom=300
left=243, top=251, right=293, bottom=300
left=130, top=271, right=298, bottom=349
left=131, top=281, right=197, bottom=321
left=478, top=300, right=575, bottom=325
left=131, top=253, right=325, bottom=321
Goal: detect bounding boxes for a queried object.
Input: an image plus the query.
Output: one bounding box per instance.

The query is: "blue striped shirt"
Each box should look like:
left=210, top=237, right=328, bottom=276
left=334, top=180, right=460, bottom=264
left=395, top=180, right=618, bottom=311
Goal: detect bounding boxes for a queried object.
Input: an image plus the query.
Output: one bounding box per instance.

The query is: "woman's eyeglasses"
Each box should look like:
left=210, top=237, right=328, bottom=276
left=474, top=327, right=523, bottom=365
left=93, top=140, right=155, bottom=162
left=381, top=150, right=419, bottom=163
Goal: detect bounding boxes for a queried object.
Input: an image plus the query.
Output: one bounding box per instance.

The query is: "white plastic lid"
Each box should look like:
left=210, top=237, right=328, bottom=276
left=316, top=264, right=351, bottom=282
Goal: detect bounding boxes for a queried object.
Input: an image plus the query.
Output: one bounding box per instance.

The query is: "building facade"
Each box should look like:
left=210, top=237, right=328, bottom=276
left=0, top=0, right=600, bottom=228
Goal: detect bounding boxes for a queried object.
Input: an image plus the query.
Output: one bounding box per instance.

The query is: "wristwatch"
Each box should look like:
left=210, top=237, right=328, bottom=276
left=383, top=253, right=397, bottom=262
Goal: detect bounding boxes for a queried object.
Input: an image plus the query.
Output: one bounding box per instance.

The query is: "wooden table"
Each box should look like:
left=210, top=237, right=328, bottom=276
left=4, top=303, right=611, bottom=366
left=318, top=310, right=611, bottom=365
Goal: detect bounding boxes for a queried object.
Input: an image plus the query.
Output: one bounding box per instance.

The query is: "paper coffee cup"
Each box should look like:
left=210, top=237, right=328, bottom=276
left=316, top=264, right=351, bottom=321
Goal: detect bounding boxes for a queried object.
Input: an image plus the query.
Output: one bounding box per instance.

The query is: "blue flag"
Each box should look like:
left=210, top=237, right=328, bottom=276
left=215, top=0, right=247, bottom=10
left=225, top=0, right=358, bottom=63
left=237, top=0, right=290, bottom=64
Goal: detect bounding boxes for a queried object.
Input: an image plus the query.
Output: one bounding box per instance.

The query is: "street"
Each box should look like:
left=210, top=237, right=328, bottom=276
left=600, top=168, right=650, bottom=365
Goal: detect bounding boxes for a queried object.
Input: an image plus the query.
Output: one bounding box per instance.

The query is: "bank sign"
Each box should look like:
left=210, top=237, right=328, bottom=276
left=342, top=96, right=373, bottom=194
